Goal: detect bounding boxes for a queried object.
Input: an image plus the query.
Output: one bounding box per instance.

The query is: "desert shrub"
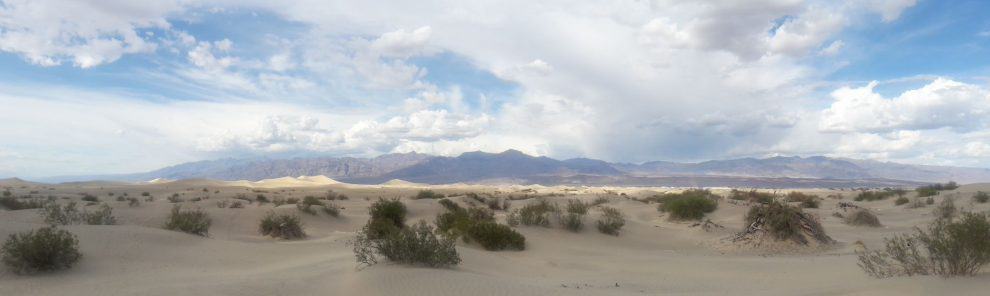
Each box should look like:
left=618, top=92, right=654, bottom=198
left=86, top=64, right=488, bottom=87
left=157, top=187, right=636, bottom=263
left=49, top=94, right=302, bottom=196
left=190, top=197, right=202, bottom=202
left=906, top=198, right=926, bottom=209
left=163, top=206, right=211, bottom=236
left=216, top=200, right=228, bottom=208
left=229, top=201, right=244, bottom=208
left=369, top=198, right=407, bottom=229
left=81, top=194, right=98, bottom=202
left=256, top=194, right=270, bottom=203
left=917, top=182, right=959, bottom=196
left=40, top=201, right=81, bottom=225
left=845, top=209, right=881, bottom=227
left=365, top=217, right=401, bottom=240
left=973, top=192, right=989, bottom=204
left=926, top=197, right=935, bottom=205
left=854, top=191, right=895, bottom=201
left=465, top=192, right=486, bottom=203
left=660, top=192, right=718, bottom=220
left=486, top=197, right=510, bottom=211
left=272, top=197, right=286, bottom=206
left=438, top=198, right=461, bottom=212
left=322, top=202, right=341, bottom=217
left=115, top=195, right=125, bottom=202
left=82, top=204, right=116, bottom=225
left=786, top=192, right=818, bottom=203
left=728, top=189, right=775, bottom=204
left=596, top=206, right=625, bottom=235
left=141, top=192, right=150, bottom=197
left=507, top=211, right=520, bottom=227
left=565, top=199, right=588, bottom=215
left=801, top=199, right=820, bottom=208
left=561, top=199, right=589, bottom=232
left=516, top=199, right=557, bottom=227
left=259, top=212, right=305, bottom=239
left=1, top=197, right=45, bottom=210
left=353, top=221, right=460, bottom=268
left=916, top=187, right=939, bottom=197
left=857, top=212, right=990, bottom=278
left=233, top=194, right=253, bottom=204
left=591, top=196, right=610, bottom=206
left=894, top=196, right=910, bottom=206
left=127, top=197, right=140, bottom=207
left=466, top=222, right=525, bottom=251
left=297, top=203, right=317, bottom=215
left=415, top=190, right=442, bottom=200
left=286, top=197, right=299, bottom=204
left=302, top=195, right=324, bottom=206
left=1, top=227, right=81, bottom=274
left=435, top=206, right=494, bottom=240
left=167, top=194, right=183, bottom=203
left=744, top=201, right=832, bottom=244
left=933, top=198, right=956, bottom=220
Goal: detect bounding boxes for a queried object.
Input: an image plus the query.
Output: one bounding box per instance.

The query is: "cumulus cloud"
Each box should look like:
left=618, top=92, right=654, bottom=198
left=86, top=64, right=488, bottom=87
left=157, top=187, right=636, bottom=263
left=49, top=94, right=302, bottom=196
left=820, top=78, right=990, bottom=133
left=0, top=0, right=185, bottom=68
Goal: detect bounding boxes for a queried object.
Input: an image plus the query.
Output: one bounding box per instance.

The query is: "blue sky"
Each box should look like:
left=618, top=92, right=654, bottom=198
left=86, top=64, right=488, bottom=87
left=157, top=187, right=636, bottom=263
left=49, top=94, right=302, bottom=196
left=1, top=0, right=990, bottom=178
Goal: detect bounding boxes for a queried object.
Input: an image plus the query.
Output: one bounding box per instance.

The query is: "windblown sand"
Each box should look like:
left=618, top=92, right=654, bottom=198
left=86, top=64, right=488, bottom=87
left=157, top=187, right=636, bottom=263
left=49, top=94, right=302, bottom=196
left=1, top=177, right=988, bottom=295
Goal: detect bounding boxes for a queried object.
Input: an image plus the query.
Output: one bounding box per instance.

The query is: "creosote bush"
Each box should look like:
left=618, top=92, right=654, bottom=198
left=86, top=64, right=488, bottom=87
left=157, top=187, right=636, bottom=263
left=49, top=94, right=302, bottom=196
left=163, top=205, right=211, bottom=236
left=933, top=198, right=956, bottom=220
left=1, top=227, right=81, bottom=274
left=660, top=190, right=718, bottom=220
left=259, top=212, right=305, bottom=239
left=894, top=196, right=910, bottom=206
left=1, top=197, right=45, bottom=210
left=40, top=201, right=81, bottom=225
left=857, top=212, right=990, bottom=278
left=844, top=209, right=881, bottom=227
left=414, top=190, right=443, bottom=200
left=82, top=204, right=116, bottom=225
left=322, top=202, right=341, bottom=217
left=562, top=199, right=589, bottom=232
left=514, top=199, right=558, bottom=227
left=596, top=206, right=625, bottom=236
left=743, top=201, right=831, bottom=244
left=369, top=198, right=407, bottom=229
left=467, top=222, right=525, bottom=251
left=728, top=189, right=775, bottom=204
left=353, top=221, right=460, bottom=268
left=973, top=192, right=989, bottom=204
left=854, top=190, right=895, bottom=202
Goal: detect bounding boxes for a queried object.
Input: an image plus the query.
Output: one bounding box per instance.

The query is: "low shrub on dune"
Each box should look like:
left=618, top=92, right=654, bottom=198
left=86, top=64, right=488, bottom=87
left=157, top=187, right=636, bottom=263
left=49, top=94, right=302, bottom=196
left=259, top=212, right=305, bottom=239
left=596, top=206, right=625, bottom=236
left=1, top=226, right=81, bottom=274
left=660, top=190, right=718, bottom=220
left=844, top=209, right=881, bottom=227
left=857, top=212, right=990, bottom=278
left=354, top=221, right=460, bottom=268
left=163, top=205, right=211, bottom=236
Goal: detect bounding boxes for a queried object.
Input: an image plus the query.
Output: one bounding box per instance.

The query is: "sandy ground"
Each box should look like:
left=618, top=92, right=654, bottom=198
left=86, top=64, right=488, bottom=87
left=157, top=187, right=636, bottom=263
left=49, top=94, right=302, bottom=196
left=1, top=177, right=989, bottom=295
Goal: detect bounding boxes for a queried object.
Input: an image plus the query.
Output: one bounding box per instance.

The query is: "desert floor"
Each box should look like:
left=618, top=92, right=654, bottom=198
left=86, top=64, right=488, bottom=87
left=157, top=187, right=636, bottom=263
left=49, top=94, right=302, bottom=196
left=1, top=177, right=989, bottom=296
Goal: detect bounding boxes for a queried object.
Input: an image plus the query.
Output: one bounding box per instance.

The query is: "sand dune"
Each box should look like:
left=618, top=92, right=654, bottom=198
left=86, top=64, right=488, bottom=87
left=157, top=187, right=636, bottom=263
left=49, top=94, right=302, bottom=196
left=1, top=182, right=989, bottom=295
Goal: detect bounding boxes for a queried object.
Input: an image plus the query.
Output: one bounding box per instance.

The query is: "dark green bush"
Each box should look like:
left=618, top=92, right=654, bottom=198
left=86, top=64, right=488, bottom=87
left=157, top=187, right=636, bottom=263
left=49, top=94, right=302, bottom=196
left=845, top=209, right=881, bottom=227
left=302, top=195, right=323, bottom=206
left=81, top=194, right=99, bottom=202
left=369, top=198, right=407, bottom=229
left=854, top=191, right=895, bottom=201
left=516, top=199, right=557, bottom=227
left=1, top=197, right=45, bottom=210
left=40, top=201, right=81, bottom=225
left=322, top=202, right=341, bottom=217
left=1, top=227, right=81, bottom=274
left=163, top=205, right=211, bottom=236
left=296, top=202, right=317, bottom=215
left=141, top=192, right=150, bottom=197
left=259, top=212, right=305, bottom=239
left=857, top=212, right=990, bottom=277
left=438, top=198, right=461, bottom=212
left=596, top=206, right=625, bottom=235
left=916, top=187, right=939, bottom=197
left=973, top=192, right=989, bottom=203
left=127, top=197, right=140, bottom=207
left=466, top=222, right=525, bottom=251
left=728, top=189, right=775, bottom=204
left=82, top=204, right=116, bottom=225
left=660, top=192, right=717, bottom=220
left=894, top=196, right=910, bottom=206
left=745, top=202, right=831, bottom=244
left=353, top=221, right=460, bottom=268
left=256, top=194, right=270, bottom=203
left=415, top=190, right=442, bottom=200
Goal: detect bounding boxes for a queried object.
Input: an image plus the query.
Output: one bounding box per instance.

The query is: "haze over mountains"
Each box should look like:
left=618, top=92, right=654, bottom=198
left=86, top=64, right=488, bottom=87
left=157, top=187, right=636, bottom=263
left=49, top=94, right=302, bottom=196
left=38, top=150, right=990, bottom=188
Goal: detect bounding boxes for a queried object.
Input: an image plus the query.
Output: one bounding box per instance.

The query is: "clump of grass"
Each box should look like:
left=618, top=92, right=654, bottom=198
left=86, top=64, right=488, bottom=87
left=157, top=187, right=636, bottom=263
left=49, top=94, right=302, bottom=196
left=486, top=197, right=510, bottom=211
left=163, top=205, right=211, bottom=236
left=229, top=201, right=244, bottom=208
left=141, top=192, right=150, bottom=197
left=322, top=202, right=341, bottom=217
left=844, top=209, right=881, bottom=227
left=259, top=212, right=305, bottom=239
left=659, top=190, right=718, bottom=220
left=562, top=199, right=588, bottom=232
left=591, top=196, right=610, bottom=206
left=596, top=206, right=625, bottom=236
left=272, top=197, right=286, bottom=206
left=1, top=226, right=81, bottom=274
left=857, top=212, right=990, bottom=278
left=786, top=192, right=820, bottom=208
left=286, top=197, right=299, bottom=204
left=894, top=196, right=910, bottom=206
left=353, top=221, right=460, bottom=268
left=115, top=195, right=126, bottom=202
left=926, top=197, right=935, bottom=205
left=167, top=194, right=183, bottom=203
left=414, top=190, right=443, bottom=200
left=973, top=191, right=989, bottom=204
left=438, top=198, right=461, bottom=212
left=256, top=194, right=270, bottom=204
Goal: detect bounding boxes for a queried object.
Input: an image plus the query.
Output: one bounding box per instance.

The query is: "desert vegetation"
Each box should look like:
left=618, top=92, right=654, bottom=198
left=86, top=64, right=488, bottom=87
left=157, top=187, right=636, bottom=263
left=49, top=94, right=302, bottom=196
left=844, top=209, right=882, bottom=227
left=658, top=189, right=718, bottom=220
left=353, top=198, right=460, bottom=267
left=857, top=211, right=990, bottom=278
left=163, top=205, right=211, bottom=236
left=1, top=226, right=82, bottom=274
left=596, top=206, right=625, bottom=235
left=259, top=212, right=305, bottom=239
left=734, top=201, right=833, bottom=246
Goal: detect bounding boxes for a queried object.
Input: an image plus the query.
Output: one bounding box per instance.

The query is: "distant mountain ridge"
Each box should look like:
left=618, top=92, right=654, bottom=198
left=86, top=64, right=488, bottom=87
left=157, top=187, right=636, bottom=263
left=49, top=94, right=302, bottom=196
left=37, top=150, right=990, bottom=186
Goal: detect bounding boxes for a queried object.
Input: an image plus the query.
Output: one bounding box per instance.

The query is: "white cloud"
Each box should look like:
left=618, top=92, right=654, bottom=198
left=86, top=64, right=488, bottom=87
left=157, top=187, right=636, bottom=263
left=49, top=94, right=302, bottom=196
left=370, top=26, right=434, bottom=58
left=818, top=40, right=844, bottom=56
left=866, top=0, right=918, bottom=22
left=0, top=0, right=186, bottom=68
left=820, top=78, right=990, bottom=133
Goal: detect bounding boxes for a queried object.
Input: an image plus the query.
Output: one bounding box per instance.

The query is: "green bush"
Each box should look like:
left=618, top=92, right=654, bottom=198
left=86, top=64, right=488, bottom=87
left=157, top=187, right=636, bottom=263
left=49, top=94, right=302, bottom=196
left=322, top=202, right=341, bottom=217
left=845, top=209, right=881, bottom=227
left=163, top=205, right=211, bottom=236
left=40, top=201, right=81, bottom=225
left=516, top=199, right=557, bottom=227
left=894, top=196, right=910, bottom=206
left=353, top=221, right=460, bottom=268
left=141, top=192, right=150, bottom=197
left=728, top=189, right=775, bottom=204
left=438, top=198, right=461, bottom=212
left=1, top=197, right=45, bottom=210
left=1, top=227, right=82, bottom=274
left=596, top=206, right=625, bottom=236
left=259, top=212, right=305, bottom=239
left=302, top=195, right=323, bottom=206
left=296, top=202, right=317, bottom=215
left=854, top=191, right=895, bottom=201
left=973, top=192, right=989, bottom=203
left=857, top=212, right=990, bottom=277
left=745, top=202, right=831, bottom=244
left=81, top=194, right=99, bottom=202
left=933, top=198, right=956, bottom=220
left=365, top=217, right=401, bottom=240
left=916, top=187, right=939, bottom=197
left=414, top=190, right=443, bottom=200
left=256, top=194, right=270, bottom=203
left=82, top=204, right=116, bottom=225
left=660, top=192, right=717, bottom=220
left=565, top=199, right=588, bottom=215
left=127, top=197, right=140, bottom=207
left=466, top=222, right=525, bottom=251
left=369, top=198, right=407, bottom=229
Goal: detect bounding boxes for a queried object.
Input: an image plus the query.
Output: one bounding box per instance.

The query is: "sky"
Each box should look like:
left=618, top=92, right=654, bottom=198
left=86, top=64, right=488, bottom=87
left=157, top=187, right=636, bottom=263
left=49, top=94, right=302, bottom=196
left=1, top=0, right=990, bottom=178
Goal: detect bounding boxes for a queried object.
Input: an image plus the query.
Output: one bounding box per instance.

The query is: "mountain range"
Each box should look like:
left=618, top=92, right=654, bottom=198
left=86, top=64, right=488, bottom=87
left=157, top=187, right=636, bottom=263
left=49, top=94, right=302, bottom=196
left=37, top=150, right=990, bottom=188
